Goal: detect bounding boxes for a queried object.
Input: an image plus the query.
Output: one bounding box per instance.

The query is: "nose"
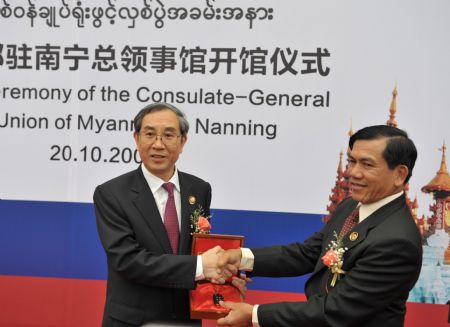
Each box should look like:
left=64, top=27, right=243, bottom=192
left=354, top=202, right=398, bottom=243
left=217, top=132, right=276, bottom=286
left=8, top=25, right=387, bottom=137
left=151, top=135, right=165, bottom=148
left=348, top=164, right=363, bottom=179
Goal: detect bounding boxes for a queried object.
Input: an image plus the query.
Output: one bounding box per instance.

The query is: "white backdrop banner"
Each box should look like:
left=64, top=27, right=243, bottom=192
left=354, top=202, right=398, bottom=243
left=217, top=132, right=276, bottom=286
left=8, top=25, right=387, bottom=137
left=1, top=0, right=449, bottom=217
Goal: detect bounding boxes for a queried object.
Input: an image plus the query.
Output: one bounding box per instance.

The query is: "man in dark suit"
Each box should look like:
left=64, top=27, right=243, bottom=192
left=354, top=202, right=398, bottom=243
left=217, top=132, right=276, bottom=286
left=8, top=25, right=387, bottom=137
left=94, top=102, right=227, bottom=326
left=216, top=125, right=423, bottom=327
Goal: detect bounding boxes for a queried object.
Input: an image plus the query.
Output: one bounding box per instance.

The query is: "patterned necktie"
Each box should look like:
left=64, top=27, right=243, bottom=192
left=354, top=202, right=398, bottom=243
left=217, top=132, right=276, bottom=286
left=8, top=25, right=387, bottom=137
left=162, top=182, right=179, bottom=254
left=339, top=207, right=359, bottom=239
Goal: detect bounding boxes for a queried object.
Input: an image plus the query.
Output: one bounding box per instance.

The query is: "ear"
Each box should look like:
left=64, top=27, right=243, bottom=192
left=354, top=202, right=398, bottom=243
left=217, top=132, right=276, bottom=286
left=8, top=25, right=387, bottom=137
left=133, top=131, right=139, bottom=145
left=395, top=165, right=409, bottom=187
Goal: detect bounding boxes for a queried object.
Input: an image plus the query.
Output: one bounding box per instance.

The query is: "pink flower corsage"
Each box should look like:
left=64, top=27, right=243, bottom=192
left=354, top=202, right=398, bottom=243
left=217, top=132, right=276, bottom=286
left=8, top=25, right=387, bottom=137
left=322, top=231, right=348, bottom=287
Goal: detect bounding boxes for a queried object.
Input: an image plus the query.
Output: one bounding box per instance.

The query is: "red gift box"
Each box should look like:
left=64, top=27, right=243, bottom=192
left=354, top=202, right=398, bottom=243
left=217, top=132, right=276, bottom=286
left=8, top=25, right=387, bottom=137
left=190, top=233, right=244, bottom=320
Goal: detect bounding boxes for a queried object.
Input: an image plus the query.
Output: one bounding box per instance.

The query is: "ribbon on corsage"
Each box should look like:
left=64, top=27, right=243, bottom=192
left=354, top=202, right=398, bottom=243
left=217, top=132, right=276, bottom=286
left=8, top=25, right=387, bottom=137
left=322, top=231, right=348, bottom=287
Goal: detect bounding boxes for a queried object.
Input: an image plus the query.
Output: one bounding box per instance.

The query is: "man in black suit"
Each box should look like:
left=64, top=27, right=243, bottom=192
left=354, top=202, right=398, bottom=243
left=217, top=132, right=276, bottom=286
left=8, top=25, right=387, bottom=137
left=216, top=125, right=423, bottom=327
left=94, top=102, right=228, bottom=326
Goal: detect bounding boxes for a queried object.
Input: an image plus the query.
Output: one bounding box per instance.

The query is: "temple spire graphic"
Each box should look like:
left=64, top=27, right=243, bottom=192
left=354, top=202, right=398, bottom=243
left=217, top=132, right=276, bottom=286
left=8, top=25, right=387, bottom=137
left=421, top=142, right=450, bottom=263
left=386, top=85, right=398, bottom=127
left=348, top=118, right=354, bottom=137
left=383, top=85, right=417, bottom=218
left=324, top=150, right=347, bottom=222
left=324, top=120, right=354, bottom=222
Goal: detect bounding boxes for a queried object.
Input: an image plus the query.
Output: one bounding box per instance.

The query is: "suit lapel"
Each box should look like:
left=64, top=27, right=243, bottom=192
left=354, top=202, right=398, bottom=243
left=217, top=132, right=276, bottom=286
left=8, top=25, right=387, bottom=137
left=313, top=195, right=407, bottom=275
left=131, top=167, right=173, bottom=254
left=341, top=194, right=407, bottom=251
left=308, top=195, right=408, bottom=294
left=178, top=172, right=194, bottom=255
left=311, top=201, right=357, bottom=276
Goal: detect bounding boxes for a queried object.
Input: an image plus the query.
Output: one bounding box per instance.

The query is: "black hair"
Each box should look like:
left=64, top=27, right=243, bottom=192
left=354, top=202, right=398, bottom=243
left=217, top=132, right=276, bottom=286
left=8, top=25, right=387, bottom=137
left=349, top=125, right=417, bottom=184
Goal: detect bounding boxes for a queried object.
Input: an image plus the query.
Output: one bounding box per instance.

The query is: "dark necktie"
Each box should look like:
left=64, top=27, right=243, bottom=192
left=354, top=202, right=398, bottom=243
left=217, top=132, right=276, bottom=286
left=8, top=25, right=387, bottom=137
left=339, top=207, right=359, bottom=239
left=162, top=182, right=179, bottom=254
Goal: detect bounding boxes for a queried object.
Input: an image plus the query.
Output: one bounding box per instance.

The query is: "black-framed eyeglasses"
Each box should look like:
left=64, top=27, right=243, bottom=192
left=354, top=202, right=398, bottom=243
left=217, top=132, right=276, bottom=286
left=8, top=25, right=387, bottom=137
left=139, top=131, right=181, bottom=146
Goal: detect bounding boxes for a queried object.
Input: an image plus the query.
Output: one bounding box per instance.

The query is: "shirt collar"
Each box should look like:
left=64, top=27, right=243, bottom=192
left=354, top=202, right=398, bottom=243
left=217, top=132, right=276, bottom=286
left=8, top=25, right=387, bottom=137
left=358, top=191, right=404, bottom=222
left=140, top=164, right=180, bottom=194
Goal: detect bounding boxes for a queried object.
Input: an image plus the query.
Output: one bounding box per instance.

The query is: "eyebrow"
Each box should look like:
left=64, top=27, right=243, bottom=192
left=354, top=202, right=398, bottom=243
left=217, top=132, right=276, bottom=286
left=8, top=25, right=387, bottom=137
left=141, top=126, right=178, bottom=132
left=347, top=153, right=376, bottom=164
left=357, top=156, right=377, bottom=164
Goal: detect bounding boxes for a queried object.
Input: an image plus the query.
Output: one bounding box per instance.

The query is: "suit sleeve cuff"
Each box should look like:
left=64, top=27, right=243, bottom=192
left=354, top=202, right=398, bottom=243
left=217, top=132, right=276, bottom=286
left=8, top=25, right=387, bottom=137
left=195, top=255, right=204, bottom=281
left=240, top=248, right=255, bottom=271
left=252, top=304, right=260, bottom=326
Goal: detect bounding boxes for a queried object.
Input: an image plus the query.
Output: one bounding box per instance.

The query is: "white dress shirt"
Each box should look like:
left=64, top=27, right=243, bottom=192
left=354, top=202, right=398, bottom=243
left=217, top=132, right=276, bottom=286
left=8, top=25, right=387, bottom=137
left=140, top=165, right=204, bottom=280
left=141, top=165, right=182, bottom=228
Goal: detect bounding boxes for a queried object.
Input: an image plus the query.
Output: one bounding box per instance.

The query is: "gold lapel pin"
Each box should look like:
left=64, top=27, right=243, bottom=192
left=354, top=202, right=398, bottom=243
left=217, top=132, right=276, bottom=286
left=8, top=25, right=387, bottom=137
left=349, top=232, right=358, bottom=241
left=188, top=196, right=196, bottom=205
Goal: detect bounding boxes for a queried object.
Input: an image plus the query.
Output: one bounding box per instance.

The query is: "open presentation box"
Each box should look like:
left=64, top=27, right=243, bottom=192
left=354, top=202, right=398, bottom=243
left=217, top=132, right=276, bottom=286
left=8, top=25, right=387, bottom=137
left=190, top=233, right=244, bottom=320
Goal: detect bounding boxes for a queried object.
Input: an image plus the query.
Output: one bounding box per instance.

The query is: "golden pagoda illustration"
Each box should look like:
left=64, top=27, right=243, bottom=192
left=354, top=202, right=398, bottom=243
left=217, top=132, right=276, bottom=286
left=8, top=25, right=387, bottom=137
left=386, top=85, right=398, bottom=127
left=386, top=86, right=418, bottom=220
left=421, top=143, right=450, bottom=263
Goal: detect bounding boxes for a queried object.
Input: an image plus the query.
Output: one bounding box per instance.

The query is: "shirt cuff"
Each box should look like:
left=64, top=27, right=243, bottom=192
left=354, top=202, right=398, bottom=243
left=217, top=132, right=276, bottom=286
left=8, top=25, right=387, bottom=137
left=195, top=255, right=204, bottom=281
left=240, top=248, right=255, bottom=271
left=252, top=304, right=260, bottom=326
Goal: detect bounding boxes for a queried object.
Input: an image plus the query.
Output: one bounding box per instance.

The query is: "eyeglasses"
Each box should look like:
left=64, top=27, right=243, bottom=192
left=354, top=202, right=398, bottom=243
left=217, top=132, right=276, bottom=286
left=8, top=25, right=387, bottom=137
left=139, top=131, right=182, bottom=146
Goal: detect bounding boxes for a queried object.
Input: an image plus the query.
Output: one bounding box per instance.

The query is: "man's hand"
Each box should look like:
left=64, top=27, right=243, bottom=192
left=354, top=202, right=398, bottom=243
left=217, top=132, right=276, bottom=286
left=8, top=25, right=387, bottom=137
left=217, top=248, right=242, bottom=280
left=217, top=301, right=254, bottom=327
left=202, top=245, right=224, bottom=281
left=232, top=273, right=252, bottom=300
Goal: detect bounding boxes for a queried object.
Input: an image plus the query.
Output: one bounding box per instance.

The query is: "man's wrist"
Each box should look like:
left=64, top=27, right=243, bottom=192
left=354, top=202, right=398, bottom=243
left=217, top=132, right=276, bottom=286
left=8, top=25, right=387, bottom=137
left=252, top=304, right=260, bottom=326
left=195, top=255, right=204, bottom=280
left=240, top=248, right=255, bottom=271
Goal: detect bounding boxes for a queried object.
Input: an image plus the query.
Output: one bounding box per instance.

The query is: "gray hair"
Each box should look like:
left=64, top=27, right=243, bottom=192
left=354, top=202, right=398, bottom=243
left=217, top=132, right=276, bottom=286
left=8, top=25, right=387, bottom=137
left=133, top=102, right=190, bottom=135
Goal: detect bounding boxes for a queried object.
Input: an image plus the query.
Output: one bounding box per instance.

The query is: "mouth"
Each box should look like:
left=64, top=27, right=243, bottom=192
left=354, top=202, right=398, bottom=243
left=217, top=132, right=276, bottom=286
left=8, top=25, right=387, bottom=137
left=349, top=181, right=366, bottom=191
left=150, top=154, right=166, bottom=160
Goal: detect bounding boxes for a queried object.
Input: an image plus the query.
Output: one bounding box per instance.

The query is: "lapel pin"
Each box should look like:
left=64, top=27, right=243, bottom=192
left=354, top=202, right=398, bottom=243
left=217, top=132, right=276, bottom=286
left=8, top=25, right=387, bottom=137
left=188, top=196, right=196, bottom=205
left=349, top=232, right=358, bottom=241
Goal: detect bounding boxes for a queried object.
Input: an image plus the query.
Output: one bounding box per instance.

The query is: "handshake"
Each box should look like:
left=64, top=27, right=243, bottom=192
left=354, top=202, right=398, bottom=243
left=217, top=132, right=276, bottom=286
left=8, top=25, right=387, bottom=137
left=199, top=246, right=255, bottom=326
left=202, top=246, right=245, bottom=284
